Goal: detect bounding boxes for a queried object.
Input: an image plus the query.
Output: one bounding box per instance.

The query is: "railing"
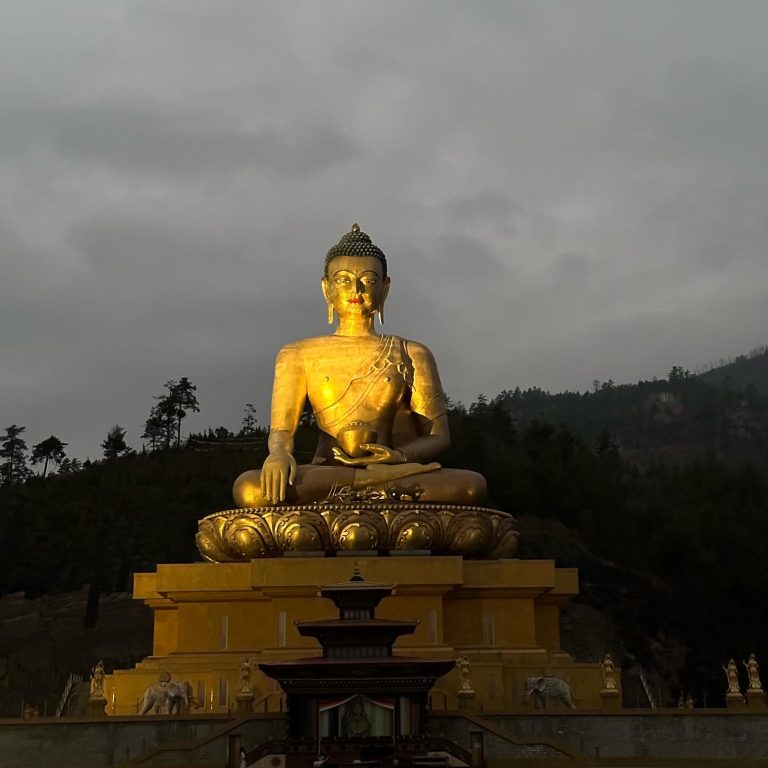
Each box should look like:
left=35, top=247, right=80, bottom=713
left=115, top=713, right=284, bottom=767
left=251, top=690, right=286, bottom=713
left=269, top=736, right=445, bottom=767
left=638, top=669, right=658, bottom=709
left=56, top=672, right=83, bottom=717
left=244, top=737, right=286, bottom=766
left=426, top=736, right=471, bottom=765
left=430, top=712, right=591, bottom=765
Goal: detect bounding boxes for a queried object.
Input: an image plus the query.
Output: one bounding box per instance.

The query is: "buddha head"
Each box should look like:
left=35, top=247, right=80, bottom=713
left=322, top=224, right=390, bottom=325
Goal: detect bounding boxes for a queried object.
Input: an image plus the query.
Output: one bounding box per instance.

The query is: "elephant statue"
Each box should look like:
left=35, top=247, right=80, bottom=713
left=139, top=672, right=193, bottom=715
left=524, top=675, right=576, bottom=709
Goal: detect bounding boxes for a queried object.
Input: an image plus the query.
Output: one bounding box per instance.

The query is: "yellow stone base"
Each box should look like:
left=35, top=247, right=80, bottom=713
left=105, top=556, right=613, bottom=715
left=600, top=688, right=621, bottom=710
left=746, top=689, right=767, bottom=709
left=726, top=692, right=745, bottom=708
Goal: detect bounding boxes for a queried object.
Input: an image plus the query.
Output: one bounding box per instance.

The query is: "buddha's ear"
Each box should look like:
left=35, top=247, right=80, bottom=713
left=382, top=275, right=391, bottom=304
left=321, top=276, right=330, bottom=303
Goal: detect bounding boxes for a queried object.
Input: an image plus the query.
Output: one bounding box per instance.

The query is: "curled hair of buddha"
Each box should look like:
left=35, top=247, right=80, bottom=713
left=324, top=223, right=388, bottom=278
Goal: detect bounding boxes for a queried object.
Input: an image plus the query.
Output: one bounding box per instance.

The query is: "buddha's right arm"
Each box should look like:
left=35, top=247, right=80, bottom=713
left=267, top=429, right=295, bottom=456
left=268, top=343, right=307, bottom=441
left=261, top=430, right=298, bottom=503
left=261, top=344, right=307, bottom=502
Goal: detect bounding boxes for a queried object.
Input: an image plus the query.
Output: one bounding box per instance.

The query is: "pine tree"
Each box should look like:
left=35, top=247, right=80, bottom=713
left=170, top=377, right=199, bottom=446
left=148, top=377, right=200, bottom=449
left=240, top=403, right=258, bottom=436
left=141, top=408, right=165, bottom=451
left=58, top=457, right=83, bottom=475
left=31, top=435, right=68, bottom=478
left=102, top=425, right=130, bottom=459
left=0, top=424, right=29, bottom=485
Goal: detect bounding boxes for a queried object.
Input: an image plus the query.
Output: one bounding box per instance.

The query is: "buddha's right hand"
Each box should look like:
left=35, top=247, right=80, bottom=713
left=260, top=451, right=297, bottom=503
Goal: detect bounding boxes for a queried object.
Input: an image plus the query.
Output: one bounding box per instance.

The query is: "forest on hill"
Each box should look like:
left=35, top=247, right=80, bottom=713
left=1, top=350, right=767, bottom=707
left=698, top=345, right=768, bottom=394
left=498, top=346, right=768, bottom=470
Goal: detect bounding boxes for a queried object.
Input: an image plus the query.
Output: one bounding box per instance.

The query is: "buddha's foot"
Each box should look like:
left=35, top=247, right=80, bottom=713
left=196, top=501, right=519, bottom=562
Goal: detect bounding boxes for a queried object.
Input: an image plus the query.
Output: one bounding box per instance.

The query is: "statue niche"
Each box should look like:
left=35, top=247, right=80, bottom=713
left=196, top=225, right=518, bottom=561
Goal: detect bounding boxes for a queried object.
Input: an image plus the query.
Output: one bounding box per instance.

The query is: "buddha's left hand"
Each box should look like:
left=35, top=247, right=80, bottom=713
left=332, top=443, right=406, bottom=466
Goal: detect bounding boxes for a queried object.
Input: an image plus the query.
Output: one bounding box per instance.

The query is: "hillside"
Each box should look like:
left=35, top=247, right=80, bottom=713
left=496, top=362, right=768, bottom=470
left=698, top=346, right=768, bottom=395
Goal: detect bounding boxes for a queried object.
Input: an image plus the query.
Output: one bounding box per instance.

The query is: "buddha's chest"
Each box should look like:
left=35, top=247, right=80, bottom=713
left=303, top=338, right=412, bottom=415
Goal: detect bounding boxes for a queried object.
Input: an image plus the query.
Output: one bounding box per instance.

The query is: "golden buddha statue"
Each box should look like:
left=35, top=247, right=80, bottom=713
left=232, top=224, right=486, bottom=508
left=196, top=225, right=517, bottom=561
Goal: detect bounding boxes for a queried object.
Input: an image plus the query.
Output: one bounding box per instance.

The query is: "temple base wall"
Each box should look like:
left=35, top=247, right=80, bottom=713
left=107, top=556, right=610, bottom=715
left=4, top=711, right=768, bottom=767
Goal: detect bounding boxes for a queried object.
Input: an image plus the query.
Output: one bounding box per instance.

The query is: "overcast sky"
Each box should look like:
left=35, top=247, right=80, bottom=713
left=2, top=1, right=767, bottom=462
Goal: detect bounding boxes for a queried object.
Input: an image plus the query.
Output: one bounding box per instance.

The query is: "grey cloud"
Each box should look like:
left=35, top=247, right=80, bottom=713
left=3, top=99, right=358, bottom=178
left=441, top=192, right=525, bottom=238
left=2, top=0, right=768, bottom=461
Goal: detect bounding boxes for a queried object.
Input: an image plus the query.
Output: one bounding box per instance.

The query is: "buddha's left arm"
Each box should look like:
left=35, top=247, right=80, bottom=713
left=396, top=340, right=451, bottom=463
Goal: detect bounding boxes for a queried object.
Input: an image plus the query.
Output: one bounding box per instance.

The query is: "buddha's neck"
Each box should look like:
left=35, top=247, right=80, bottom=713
left=334, top=314, right=379, bottom=338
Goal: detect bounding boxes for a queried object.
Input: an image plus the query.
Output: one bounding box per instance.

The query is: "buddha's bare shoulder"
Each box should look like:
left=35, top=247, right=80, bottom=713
left=400, top=337, right=438, bottom=365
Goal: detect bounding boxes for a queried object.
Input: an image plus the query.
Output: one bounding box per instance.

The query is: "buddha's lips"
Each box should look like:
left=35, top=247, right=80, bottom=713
left=347, top=297, right=364, bottom=304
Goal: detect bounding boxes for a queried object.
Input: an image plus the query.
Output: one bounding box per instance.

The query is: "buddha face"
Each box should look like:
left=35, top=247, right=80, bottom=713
left=322, top=255, right=390, bottom=321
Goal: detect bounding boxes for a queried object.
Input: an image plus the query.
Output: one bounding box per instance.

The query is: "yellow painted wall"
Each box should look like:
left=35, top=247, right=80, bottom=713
left=152, top=606, right=178, bottom=656
left=108, top=556, right=612, bottom=714
left=534, top=603, right=561, bottom=651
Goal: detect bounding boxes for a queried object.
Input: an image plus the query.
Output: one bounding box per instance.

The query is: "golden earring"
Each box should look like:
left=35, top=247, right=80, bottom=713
left=377, top=306, right=384, bottom=325
left=327, top=303, right=335, bottom=325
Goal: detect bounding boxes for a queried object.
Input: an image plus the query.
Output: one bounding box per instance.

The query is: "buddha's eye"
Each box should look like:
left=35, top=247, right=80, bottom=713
left=335, top=276, right=351, bottom=285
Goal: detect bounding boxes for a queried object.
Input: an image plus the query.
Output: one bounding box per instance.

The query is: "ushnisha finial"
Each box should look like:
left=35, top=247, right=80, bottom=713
left=351, top=223, right=360, bottom=233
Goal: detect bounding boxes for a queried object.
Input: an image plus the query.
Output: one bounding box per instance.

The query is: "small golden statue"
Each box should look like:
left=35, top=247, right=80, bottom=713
left=600, top=653, right=617, bottom=691
left=743, top=653, right=763, bottom=691
left=89, top=660, right=105, bottom=699
left=197, top=225, right=518, bottom=561
left=723, top=658, right=741, bottom=695
left=456, top=656, right=474, bottom=693
left=239, top=658, right=253, bottom=695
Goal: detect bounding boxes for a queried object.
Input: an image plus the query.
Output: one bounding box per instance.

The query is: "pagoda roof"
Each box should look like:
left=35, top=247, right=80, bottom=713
left=297, top=617, right=416, bottom=632
left=318, top=566, right=395, bottom=611
left=259, top=655, right=454, bottom=693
